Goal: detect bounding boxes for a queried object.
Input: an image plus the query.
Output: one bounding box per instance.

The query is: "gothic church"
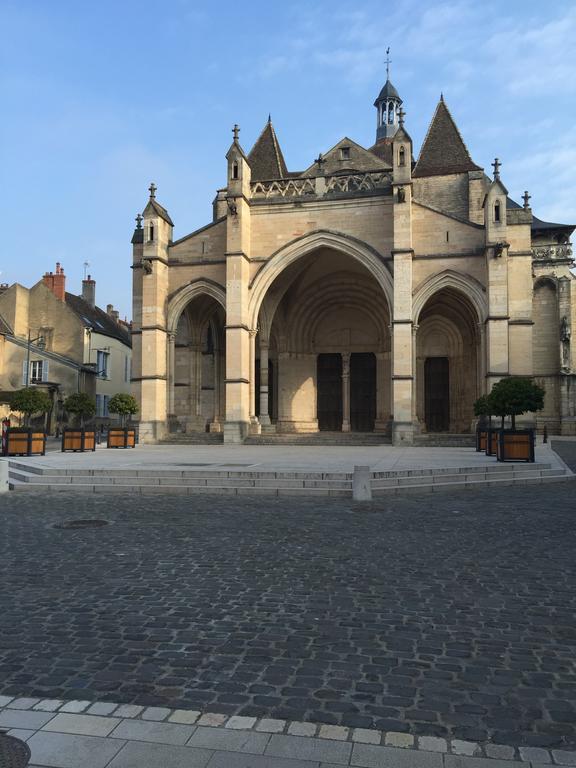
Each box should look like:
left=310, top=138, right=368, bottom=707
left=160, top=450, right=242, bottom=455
left=131, top=72, right=575, bottom=444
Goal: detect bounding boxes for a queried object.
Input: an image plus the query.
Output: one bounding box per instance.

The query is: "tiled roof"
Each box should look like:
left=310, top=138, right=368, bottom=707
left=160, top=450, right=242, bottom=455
left=248, top=118, right=289, bottom=181
left=508, top=198, right=575, bottom=232
left=374, top=78, right=402, bottom=106
left=413, top=97, right=481, bottom=178
left=65, top=293, right=131, bottom=347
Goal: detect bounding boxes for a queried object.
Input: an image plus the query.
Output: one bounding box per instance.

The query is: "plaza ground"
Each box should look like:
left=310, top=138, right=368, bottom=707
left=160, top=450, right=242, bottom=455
left=1, top=440, right=575, bottom=765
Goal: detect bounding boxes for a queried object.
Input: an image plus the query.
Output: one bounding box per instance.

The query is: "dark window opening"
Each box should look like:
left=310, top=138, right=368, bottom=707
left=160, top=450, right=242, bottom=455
left=399, top=146, right=406, bottom=166
left=232, top=162, right=239, bottom=180
left=494, top=201, right=501, bottom=223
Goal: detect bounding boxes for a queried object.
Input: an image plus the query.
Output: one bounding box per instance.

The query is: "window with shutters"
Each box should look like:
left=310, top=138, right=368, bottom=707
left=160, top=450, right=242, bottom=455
left=30, top=360, right=44, bottom=383
left=97, top=350, right=110, bottom=379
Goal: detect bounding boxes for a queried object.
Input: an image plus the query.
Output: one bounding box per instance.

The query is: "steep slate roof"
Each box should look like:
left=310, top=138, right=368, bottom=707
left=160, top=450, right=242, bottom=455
left=413, top=96, right=481, bottom=178
left=507, top=197, right=575, bottom=233
left=248, top=118, right=289, bottom=181
left=374, top=78, right=402, bottom=106
left=143, top=198, right=174, bottom=226
left=65, top=293, right=132, bottom=347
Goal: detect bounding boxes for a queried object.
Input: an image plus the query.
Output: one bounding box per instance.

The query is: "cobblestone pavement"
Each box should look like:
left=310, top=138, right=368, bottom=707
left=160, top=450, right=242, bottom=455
left=552, top=439, right=576, bottom=472
left=1, top=476, right=576, bottom=750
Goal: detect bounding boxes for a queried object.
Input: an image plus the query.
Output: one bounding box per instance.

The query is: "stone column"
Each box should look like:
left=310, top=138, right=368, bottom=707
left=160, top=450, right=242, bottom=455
left=188, top=341, right=202, bottom=430
left=411, top=324, right=419, bottom=425
left=374, top=352, right=387, bottom=432
left=167, top=332, right=176, bottom=417
left=342, top=352, right=351, bottom=432
left=259, top=339, right=271, bottom=427
left=209, top=343, right=222, bottom=433
left=249, top=329, right=261, bottom=434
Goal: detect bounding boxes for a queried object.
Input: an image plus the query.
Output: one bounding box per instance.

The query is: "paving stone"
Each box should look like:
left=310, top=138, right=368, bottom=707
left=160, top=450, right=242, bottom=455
left=352, top=743, right=443, bottom=767
left=6, top=728, right=35, bottom=742
left=552, top=750, right=576, bottom=765
left=3, top=483, right=576, bottom=746
left=352, top=728, right=381, bottom=745
left=484, top=745, right=516, bottom=760
left=0, top=709, right=56, bottom=730
left=385, top=732, right=414, bottom=748
left=87, top=702, right=119, bottom=716
left=266, top=734, right=352, bottom=763
left=288, top=721, right=318, bottom=737
left=519, top=746, right=551, bottom=763
left=33, top=699, right=64, bottom=712
left=319, top=725, right=349, bottom=740
left=141, top=706, right=171, bottom=721
left=0, top=695, right=14, bottom=707
left=168, top=709, right=201, bottom=724
left=42, top=713, right=121, bottom=737
left=59, top=700, right=91, bottom=713
left=444, top=757, right=520, bottom=768
left=418, top=736, right=447, bottom=753
left=28, top=731, right=125, bottom=768
left=255, top=718, right=286, bottom=733
left=197, top=712, right=228, bottom=727
left=451, top=740, right=480, bottom=756
left=188, top=725, right=270, bottom=753
left=7, top=697, right=40, bottom=710
left=107, top=741, right=212, bottom=768
left=113, top=704, right=144, bottom=719
left=208, top=752, right=318, bottom=767
left=110, top=719, right=195, bottom=745
left=225, top=715, right=257, bottom=730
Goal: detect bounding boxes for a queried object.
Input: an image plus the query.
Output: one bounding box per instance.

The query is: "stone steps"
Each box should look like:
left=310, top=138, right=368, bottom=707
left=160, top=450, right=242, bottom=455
left=160, top=432, right=224, bottom=445
left=245, top=432, right=391, bottom=446
left=414, top=433, right=476, bottom=447
left=8, top=461, right=570, bottom=497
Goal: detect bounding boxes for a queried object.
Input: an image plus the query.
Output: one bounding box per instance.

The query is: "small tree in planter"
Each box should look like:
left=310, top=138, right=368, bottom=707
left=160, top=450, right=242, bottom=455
left=62, top=393, right=97, bottom=452
left=107, top=393, right=139, bottom=448
left=473, top=395, right=492, bottom=453
left=487, top=377, right=545, bottom=462
left=5, top=387, right=52, bottom=456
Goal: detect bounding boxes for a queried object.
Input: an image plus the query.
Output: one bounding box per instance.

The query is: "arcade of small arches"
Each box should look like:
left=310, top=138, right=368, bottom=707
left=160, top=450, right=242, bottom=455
left=165, top=242, right=488, bottom=438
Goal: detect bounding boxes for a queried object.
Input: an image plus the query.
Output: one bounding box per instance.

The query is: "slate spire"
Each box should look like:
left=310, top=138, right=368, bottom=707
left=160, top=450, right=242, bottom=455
left=413, top=96, right=481, bottom=178
left=247, top=118, right=289, bottom=181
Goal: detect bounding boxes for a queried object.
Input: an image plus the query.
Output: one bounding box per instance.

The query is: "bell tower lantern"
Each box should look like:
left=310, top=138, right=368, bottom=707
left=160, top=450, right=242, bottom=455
left=374, top=48, right=403, bottom=143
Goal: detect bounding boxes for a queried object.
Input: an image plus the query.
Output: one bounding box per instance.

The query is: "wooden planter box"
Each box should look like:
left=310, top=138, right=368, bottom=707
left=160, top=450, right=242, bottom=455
left=485, top=429, right=498, bottom=456
left=62, top=428, right=96, bottom=453
left=497, top=429, right=535, bottom=463
left=476, top=428, right=487, bottom=452
left=107, top=427, right=137, bottom=449
left=3, top=427, right=46, bottom=456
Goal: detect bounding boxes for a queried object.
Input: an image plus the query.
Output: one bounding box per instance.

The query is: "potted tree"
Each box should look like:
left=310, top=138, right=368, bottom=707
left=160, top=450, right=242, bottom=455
left=488, top=377, right=545, bottom=462
left=4, top=387, right=51, bottom=456
left=473, top=395, right=493, bottom=453
left=62, top=393, right=97, bottom=452
left=107, top=393, right=139, bottom=448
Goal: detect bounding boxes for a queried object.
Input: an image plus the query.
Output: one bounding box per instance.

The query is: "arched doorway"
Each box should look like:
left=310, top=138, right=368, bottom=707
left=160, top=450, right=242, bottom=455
left=169, top=294, right=225, bottom=433
left=415, top=288, right=480, bottom=433
left=255, top=247, right=390, bottom=433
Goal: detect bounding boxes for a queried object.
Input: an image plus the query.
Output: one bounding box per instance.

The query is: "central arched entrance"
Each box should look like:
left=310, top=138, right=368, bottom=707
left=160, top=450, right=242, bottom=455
left=254, top=246, right=391, bottom=433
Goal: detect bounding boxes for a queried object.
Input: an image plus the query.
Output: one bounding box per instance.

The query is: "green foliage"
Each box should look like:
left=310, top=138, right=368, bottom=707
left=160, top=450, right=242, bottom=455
left=11, top=387, right=52, bottom=427
left=487, top=377, right=545, bottom=429
left=473, top=395, right=491, bottom=418
left=64, top=392, right=96, bottom=426
left=108, top=393, right=139, bottom=426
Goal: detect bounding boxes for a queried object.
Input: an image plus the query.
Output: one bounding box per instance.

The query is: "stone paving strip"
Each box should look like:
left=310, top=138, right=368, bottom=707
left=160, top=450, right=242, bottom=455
left=1, top=697, right=575, bottom=767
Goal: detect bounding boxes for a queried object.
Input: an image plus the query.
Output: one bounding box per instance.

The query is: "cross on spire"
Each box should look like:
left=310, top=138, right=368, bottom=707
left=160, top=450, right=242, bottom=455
left=314, top=153, right=325, bottom=173
left=522, top=190, right=531, bottom=210
left=232, top=124, right=240, bottom=141
left=148, top=182, right=157, bottom=199
left=492, top=158, right=501, bottom=180
left=135, top=213, right=143, bottom=229
left=385, top=46, right=391, bottom=79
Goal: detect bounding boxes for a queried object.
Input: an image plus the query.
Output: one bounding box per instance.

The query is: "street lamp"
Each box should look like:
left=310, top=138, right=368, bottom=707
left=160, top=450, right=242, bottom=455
left=25, top=331, right=46, bottom=387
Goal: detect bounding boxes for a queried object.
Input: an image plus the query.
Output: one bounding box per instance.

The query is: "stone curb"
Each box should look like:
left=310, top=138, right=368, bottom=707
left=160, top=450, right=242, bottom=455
left=0, top=696, right=575, bottom=764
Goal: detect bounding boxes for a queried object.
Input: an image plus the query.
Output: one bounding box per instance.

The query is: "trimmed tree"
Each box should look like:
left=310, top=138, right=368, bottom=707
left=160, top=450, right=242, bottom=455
left=64, top=392, right=96, bottom=427
left=487, top=377, right=545, bottom=429
left=10, top=387, right=52, bottom=428
left=108, top=393, right=139, bottom=427
left=473, top=395, right=492, bottom=427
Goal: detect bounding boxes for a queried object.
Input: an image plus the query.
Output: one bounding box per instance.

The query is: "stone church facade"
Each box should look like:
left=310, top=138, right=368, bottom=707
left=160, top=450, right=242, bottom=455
left=131, top=75, right=575, bottom=444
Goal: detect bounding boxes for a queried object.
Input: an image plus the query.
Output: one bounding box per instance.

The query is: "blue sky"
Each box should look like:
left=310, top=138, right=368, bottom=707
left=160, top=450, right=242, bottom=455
left=1, top=0, right=575, bottom=319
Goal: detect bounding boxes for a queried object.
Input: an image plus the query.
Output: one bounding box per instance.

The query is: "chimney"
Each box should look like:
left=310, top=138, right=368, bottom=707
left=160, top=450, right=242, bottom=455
left=82, top=274, right=96, bottom=307
left=43, top=262, right=66, bottom=301
left=106, top=303, right=120, bottom=324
